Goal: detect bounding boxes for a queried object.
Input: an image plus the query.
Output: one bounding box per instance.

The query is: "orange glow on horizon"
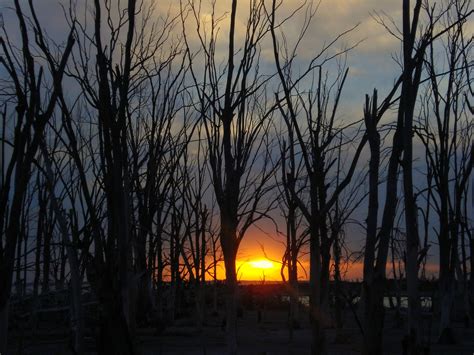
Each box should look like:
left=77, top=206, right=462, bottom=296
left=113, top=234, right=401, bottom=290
left=171, top=229, right=442, bottom=282
left=249, top=259, right=274, bottom=269
left=213, top=258, right=439, bottom=282
left=236, top=258, right=281, bottom=281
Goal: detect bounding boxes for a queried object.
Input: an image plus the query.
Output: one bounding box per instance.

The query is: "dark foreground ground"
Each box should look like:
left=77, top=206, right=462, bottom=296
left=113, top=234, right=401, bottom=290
left=8, top=307, right=474, bottom=355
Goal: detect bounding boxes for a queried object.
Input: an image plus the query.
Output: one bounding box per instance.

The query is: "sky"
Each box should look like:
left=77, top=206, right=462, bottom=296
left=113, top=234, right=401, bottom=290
left=0, top=0, right=402, bottom=99
left=0, top=0, right=457, bottom=282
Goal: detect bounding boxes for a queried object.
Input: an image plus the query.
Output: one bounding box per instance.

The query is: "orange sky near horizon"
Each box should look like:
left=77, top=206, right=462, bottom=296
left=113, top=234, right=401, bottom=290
left=228, top=227, right=360, bottom=281
left=212, top=227, right=440, bottom=282
left=218, top=257, right=440, bottom=282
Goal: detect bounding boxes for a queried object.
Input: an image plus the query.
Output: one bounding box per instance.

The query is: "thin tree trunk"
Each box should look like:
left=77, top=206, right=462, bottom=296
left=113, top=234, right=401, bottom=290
left=0, top=300, right=8, bottom=353
left=310, top=204, right=325, bottom=355
left=42, top=205, right=53, bottom=293
left=401, top=1, right=424, bottom=351
left=15, top=221, right=23, bottom=297
left=39, top=140, right=84, bottom=354
left=334, top=232, right=344, bottom=339
left=363, top=87, right=405, bottom=354
left=224, top=254, right=238, bottom=355
left=288, top=201, right=299, bottom=341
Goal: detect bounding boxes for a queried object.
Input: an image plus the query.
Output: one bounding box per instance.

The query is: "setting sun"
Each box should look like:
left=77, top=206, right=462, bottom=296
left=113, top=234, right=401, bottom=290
left=249, top=259, right=274, bottom=269
left=236, top=258, right=280, bottom=281
left=3, top=0, right=468, bottom=353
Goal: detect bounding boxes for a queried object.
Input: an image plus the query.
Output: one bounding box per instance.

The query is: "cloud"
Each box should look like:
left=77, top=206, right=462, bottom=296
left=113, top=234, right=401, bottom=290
left=2, top=0, right=452, bottom=266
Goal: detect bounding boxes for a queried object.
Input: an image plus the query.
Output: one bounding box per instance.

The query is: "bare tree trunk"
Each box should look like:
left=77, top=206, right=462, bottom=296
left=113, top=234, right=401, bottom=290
left=401, top=2, right=423, bottom=351
left=212, top=237, right=219, bottom=315
left=0, top=300, right=8, bottom=353
left=33, top=194, right=43, bottom=297
left=39, top=140, right=84, bottom=354
left=333, top=229, right=344, bottom=339
left=391, top=233, right=403, bottom=325
left=224, top=250, right=238, bottom=355
left=170, top=223, right=177, bottom=323
left=196, top=208, right=207, bottom=330
left=361, top=78, right=411, bottom=354
left=42, top=204, right=53, bottom=293
left=361, top=90, right=384, bottom=355
left=309, top=205, right=325, bottom=355
left=320, top=238, right=331, bottom=321
left=22, top=220, right=28, bottom=295
left=15, top=219, right=23, bottom=297
left=135, top=213, right=152, bottom=326
left=460, top=211, right=470, bottom=326
left=287, top=201, right=299, bottom=340
left=469, top=230, right=474, bottom=318
left=156, top=220, right=165, bottom=321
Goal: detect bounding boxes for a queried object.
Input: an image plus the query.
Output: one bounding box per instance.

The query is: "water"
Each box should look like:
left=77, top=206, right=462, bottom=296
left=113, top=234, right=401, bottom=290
left=283, top=295, right=432, bottom=309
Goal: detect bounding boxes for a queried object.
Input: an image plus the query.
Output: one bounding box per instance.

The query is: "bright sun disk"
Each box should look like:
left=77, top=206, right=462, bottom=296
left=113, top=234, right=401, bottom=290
left=249, top=259, right=274, bottom=269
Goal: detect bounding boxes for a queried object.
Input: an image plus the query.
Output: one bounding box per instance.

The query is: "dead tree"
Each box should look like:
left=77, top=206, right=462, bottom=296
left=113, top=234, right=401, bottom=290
left=0, top=1, right=74, bottom=350
left=178, top=129, right=212, bottom=329
left=330, top=134, right=367, bottom=342
left=277, top=126, right=307, bottom=341
left=359, top=1, right=471, bottom=352
left=269, top=2, right=369, bottom=352
left=400, top=1, right=426, bottom=350
left=415, top=0, right=473, bottom=342
left=182, top=1, right=276, bottom=352
left=62, top=0, right=167, bottom=351
left=127, top=20, right=188, bottom=326
left=38, top=138, right=84, bottom=354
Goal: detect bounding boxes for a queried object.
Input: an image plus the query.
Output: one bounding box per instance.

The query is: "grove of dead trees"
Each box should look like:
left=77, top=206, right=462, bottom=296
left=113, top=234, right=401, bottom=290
left=0, top=0, right=472, bottom=354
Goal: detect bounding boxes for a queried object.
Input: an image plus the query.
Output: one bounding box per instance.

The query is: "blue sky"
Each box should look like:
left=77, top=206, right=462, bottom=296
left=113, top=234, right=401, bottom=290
left=2, top=0, right=468, bottom=280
